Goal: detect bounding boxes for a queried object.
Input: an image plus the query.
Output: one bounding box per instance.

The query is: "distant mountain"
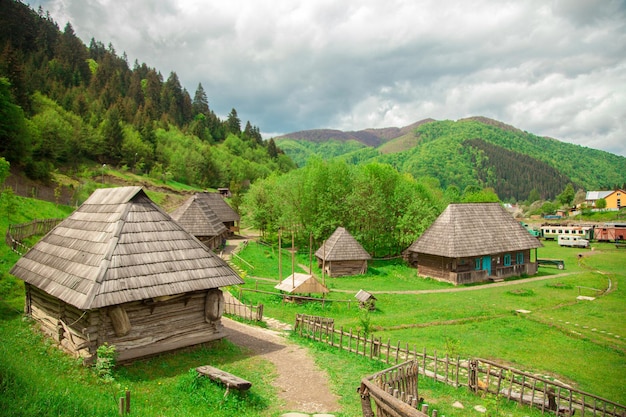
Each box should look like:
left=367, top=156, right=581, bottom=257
left=275, top=118, right=435, bottom=147
left=276, top=117, right=626, bottom=201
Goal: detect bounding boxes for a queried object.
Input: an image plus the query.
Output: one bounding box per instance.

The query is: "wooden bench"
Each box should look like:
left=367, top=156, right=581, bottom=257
left=196, top=365, right=252, bottom=391
left=615, top=243, right=626, bottom=249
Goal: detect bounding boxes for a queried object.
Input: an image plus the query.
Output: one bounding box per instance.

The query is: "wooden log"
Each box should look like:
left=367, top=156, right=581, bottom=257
left=196, top=365, right=252, bottom=390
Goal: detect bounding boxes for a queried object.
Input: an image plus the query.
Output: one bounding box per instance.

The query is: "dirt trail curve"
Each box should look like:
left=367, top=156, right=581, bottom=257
left=221, top=317, right=341, bottom=414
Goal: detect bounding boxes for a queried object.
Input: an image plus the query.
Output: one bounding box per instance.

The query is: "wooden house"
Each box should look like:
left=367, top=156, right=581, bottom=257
left=275, top=273, right=329, bottom=295
left=170, top=194, right=228, bottom=250
left=406, top=203, right=542, bottom=285
left=10, top=186, right=244, bottom=363
left=315, top=227, right=371, bottom=277
left=196, top=192, right=240, bottom=235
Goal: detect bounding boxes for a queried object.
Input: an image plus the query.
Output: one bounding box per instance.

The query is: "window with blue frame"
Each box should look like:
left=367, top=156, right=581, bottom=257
left=474, top=258, right=481, bottom=270
left=516, top=252, right=524, bottom=264
left=504, top=254, right=511, bottom=266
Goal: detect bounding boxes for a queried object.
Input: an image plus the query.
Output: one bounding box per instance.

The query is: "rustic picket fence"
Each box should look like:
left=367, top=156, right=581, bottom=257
left=295, top=314, right=626, bottom=417
left=5, top=218, right=62, bottom=255
left=223, top=298, right=264, bottom=322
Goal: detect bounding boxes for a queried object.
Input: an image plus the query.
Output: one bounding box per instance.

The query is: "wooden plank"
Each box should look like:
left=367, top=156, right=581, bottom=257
left=196, top=365, right=252, bottom=390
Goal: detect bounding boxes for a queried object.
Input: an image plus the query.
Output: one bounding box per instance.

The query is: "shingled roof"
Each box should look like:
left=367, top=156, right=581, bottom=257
left=196, top=192, right=240, bottom=223
left=170, top=194, right=227, bottom=237
left=315, top=227, right=371, bottom=261
left=408, top=203, right=542, bottom=258
left=10, top=186, right=243, bottom=310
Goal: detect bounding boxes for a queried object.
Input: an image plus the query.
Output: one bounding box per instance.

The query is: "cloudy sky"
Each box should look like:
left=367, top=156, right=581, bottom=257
left=28, top=0, right=626, bottom=156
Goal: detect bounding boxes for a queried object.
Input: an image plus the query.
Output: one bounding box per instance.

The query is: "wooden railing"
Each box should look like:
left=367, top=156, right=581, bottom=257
left=223, top=299, right=264, bottom=322
left=359, top=361, right=428, bottom=417
left=5, top=218, right=62, bottom=255
left=471, top=358, right=626, bottom=417
left=295, top=314, right=626, bottom=417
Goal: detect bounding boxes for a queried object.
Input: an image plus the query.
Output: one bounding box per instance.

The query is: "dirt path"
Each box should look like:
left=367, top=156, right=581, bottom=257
left=221, top=317, right=341, bottom=414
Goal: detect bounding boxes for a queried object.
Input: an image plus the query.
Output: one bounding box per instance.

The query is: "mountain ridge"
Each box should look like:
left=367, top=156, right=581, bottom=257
left=275, top=117, right=626, bottom=201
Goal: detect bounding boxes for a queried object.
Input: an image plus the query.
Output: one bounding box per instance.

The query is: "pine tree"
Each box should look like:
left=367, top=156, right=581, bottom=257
left=192, top=83, right=209, bottom=115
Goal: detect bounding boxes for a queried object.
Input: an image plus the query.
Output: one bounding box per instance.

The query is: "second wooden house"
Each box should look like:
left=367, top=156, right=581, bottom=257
left=315, top=227, right=371, bottom=277
left=170, top=193, right=228, bottom=250
left=196, top=191, right=240, bottom=236
left=406, top=203, right=542, bottom=285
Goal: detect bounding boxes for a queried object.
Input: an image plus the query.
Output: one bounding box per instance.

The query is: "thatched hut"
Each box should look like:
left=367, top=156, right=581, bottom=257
left=10, top=186, right=244, bottom=363
left=275, top=273, right=329, bottom=295
left=406, top=203, right=542, bottom=285
left=170, top=194, right=228, bottom=250
left=315, top=227, right=371, bottom=277
left=196, top=192, right=240, bottom=235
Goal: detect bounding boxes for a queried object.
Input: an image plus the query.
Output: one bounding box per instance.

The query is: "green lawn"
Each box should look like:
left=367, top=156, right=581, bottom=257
left=232, top=240, right=626, bottom=404
left=2, top=195, right=625, bottom=415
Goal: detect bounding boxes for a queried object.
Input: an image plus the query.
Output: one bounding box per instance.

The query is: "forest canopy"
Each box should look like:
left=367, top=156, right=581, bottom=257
left=0, top=0, right=294, bottom=188
left=240, top=158, right=491, bottom=256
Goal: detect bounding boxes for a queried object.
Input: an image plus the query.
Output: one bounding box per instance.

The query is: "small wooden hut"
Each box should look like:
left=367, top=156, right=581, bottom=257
left=355, top=289, right=377, bottom=310
left=170, top=194, right=228, bottom=250
left=406, top=203, right=543, bottom=285
left=315, top=227, right=371, bottom=277
left=10, top=186, right=244, bottom=363
left=274, top=273, right=329, bottom=295
left=196, top=192, right=240, bottom=235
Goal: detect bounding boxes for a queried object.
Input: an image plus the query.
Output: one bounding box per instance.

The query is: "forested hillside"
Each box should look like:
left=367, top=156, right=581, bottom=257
left=0, top=0, right=294, bottom=191
left=276, top=118, right=626, bottom=201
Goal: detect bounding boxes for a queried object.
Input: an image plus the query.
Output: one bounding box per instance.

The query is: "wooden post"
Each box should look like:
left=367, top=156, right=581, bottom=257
left=309, top=232, right=312, bottom=273
left=340, top=326, right=344, bottom=350
left=358, top=383, right=375, bottom=417
left=322, top=239, right=326, bottom=286
left=125, top=390, right=131, bottom=414
left=278, top=229, right=282, bottom=282
left=291, top=232, right=295, bottom=288
left=118, top=397, right=125, bottom=416
left=386, top=338, right=391, bottom=365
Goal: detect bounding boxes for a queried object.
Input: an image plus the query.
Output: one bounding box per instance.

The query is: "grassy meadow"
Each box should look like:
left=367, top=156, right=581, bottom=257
left=0, top=193, right=624, bottom=416
left=232, top=240, right=626, bottom=404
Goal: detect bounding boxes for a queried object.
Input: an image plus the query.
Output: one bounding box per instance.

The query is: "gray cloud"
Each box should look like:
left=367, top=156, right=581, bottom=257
left=28, top=0, right=626, bottom=156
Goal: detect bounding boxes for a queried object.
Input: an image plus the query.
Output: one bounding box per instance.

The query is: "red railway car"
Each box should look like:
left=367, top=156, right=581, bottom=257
left=593, top=223, right=626, bottom=242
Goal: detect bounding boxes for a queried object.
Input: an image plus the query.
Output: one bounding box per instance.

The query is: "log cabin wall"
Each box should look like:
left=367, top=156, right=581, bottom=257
left=327, top=260, right=367, bottom=277
left=26, top=285, right=99, bottom=361
left=101, top=290, right=224, bottom=363
left=26, top=286, right=226, bottom=363
left=416, top=253, right=450, bottom=281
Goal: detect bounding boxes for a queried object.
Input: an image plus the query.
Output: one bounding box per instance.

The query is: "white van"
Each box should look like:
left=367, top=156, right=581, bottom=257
left=558, top=235, right=589, bottom=248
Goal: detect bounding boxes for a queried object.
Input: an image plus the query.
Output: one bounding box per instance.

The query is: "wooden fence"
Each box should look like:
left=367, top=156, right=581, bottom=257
left=5, top=218, right=62, bottom=255
left=295, top=314, right=626, bottom=417
left=223, top=299, right=264, bottom=322
left=359, top=361, right=429, bottom=417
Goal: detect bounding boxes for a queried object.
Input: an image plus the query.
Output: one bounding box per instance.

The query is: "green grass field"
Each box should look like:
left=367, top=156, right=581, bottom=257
left=232, top=240, right=626, bottom=404
left=1, top=193, right=625, bottom=416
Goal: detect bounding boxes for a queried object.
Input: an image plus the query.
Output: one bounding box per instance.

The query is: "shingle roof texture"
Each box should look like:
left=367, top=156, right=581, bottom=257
left=315, top=227, right=371, bottom=261
left=408, top=203, right=542, bottom=258
left=10, top=186, right=243, bottom=310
